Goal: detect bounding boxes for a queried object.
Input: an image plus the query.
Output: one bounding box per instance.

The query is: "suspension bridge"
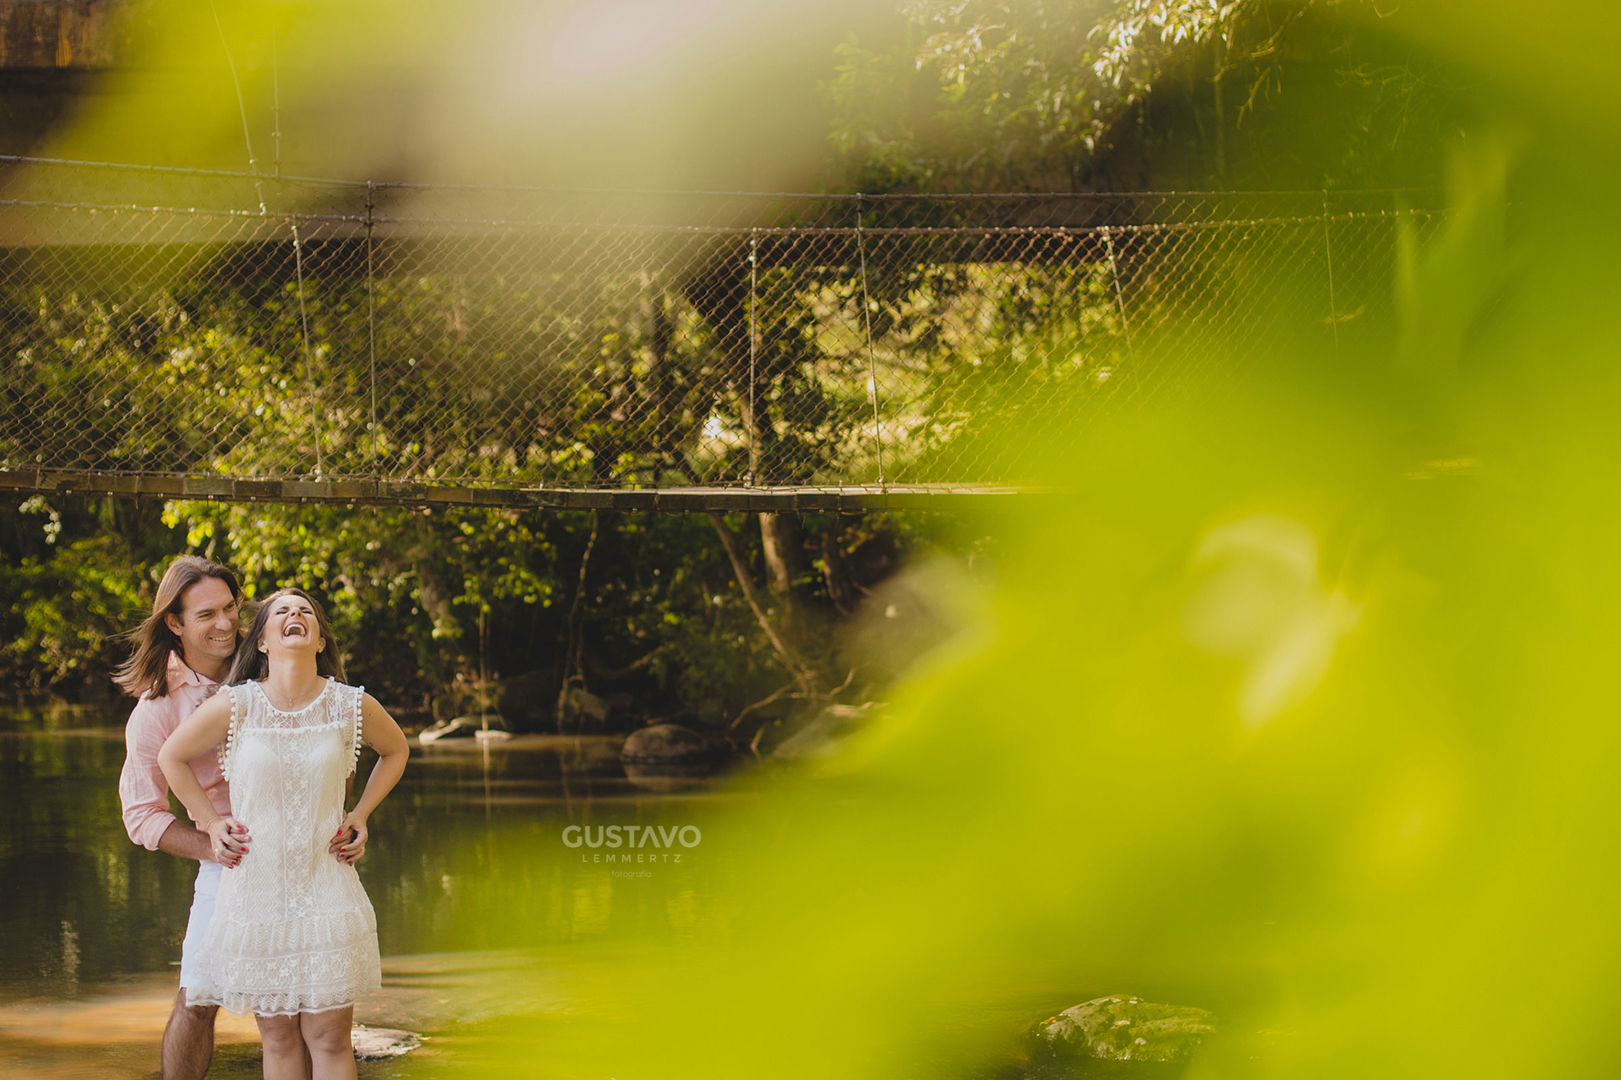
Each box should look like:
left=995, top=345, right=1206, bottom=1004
left=0, top=157, right=1441, bottom=511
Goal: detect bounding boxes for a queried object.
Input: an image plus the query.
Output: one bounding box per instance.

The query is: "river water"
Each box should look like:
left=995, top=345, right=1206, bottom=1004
left=0, top=704, right=736, bottom=1078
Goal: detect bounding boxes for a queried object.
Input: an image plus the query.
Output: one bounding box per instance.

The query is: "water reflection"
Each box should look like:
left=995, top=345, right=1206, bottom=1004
left=0, top=706, right=737, bottom=1073
left=0, top=710, right=189, bottom=1000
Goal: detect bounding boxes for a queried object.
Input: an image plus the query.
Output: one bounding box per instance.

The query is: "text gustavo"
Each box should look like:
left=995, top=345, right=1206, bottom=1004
left=562, top=824, right=701, bottom=863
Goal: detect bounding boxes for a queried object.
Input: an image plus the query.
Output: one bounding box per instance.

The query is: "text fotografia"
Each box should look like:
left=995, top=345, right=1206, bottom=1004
left=563, top=824, right=701, bottom=863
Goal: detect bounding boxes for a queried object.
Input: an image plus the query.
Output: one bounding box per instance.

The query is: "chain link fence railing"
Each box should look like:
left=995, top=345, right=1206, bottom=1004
left=0, top=157, right=1446, bottom=500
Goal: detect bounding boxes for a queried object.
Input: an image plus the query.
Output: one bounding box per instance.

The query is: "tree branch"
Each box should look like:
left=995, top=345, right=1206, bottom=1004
left=555, top=510, right=602, bottom=732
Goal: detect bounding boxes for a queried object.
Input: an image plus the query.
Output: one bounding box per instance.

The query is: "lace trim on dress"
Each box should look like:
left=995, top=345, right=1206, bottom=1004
left=347, top=684, right=366, bottom=777
left=191, top=905, right=381, bottom=1014
left=191, top=987, right=376, bottom=1018
left=218, top=684, right=245, bottom=783
left=252, top=677, right=334, bottom=726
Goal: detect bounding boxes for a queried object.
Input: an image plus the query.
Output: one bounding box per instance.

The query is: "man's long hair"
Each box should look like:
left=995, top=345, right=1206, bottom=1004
left=226, top=587, right=346, bottom=686
left=113, top=556, right=243, bottom=700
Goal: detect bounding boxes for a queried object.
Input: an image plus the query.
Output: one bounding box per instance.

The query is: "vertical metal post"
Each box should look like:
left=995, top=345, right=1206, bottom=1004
left=747, top=228, right=759, bottom=486
left=365, top=182, right=379, bottom=477
left=855, top=194, right=885, bottom=488
left=1322, top=190, right=1341, bottom=356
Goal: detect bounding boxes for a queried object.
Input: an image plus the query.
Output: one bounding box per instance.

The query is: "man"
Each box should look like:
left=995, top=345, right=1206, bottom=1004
left=115, top=555, right=250, bottom=1080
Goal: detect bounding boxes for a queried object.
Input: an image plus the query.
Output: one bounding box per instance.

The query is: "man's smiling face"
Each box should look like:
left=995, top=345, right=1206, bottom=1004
left=165, top=575, right=240, bottom=673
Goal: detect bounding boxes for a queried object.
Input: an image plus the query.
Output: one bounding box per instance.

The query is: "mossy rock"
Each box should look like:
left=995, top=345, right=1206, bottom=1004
left=1020, top=996, right=1215, bottom=1078
left=620, top=722, right=728, bottom=766
left=352, top=1024, right=423, bottom=1061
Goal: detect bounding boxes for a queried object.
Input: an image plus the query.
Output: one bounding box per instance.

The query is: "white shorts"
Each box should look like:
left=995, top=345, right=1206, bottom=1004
left=177, top=861, right=222, bottom=1000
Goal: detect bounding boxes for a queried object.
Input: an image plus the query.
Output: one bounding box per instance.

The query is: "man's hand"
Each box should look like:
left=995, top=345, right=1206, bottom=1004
left=330, top=811, right=368, bottom=865
left=205, top=816, right=251, bottom=867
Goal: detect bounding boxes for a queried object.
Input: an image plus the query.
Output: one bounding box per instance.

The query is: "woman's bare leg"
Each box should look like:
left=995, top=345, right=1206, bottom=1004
left=301, top=1006, right=357, bottom=1080
left=256, top=1013, right=311, bottom=1080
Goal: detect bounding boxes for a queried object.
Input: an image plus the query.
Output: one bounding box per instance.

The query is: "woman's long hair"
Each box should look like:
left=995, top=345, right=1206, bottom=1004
left=226, top=587, right=346, bottom=686
left=113, top=556, right=243, bottom=699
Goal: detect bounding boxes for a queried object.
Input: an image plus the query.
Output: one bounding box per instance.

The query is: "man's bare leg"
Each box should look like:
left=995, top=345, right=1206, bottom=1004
left=161, top=987, right=217, bottom=1080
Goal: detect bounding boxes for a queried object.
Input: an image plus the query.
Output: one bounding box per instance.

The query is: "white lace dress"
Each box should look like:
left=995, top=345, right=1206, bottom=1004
left=182, top=678, right=381, bottom=1016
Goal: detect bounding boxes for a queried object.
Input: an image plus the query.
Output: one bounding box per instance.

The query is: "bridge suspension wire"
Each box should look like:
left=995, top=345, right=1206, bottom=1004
left=270, top=14, right=282, bottom=180
left=290, top=219, right=324, bottom=476
left=854, top=195, right=885, bottom=489
left=747, top=227, right=759, bottom=487
left=208, top=0, right=266, bottom=216
left=208, top=0, right=322, bottom=474
left=1100, top=225, right=1135, bottom=360
left=365, top=182, right=380, bottom=476
left=1322, top=189, right=1341, bottom=357
left=0, top=159, right=1449, bottom=510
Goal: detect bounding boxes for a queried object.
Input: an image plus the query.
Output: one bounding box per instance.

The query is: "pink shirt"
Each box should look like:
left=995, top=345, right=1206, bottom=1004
left=119, top=652, right=233, bottom=850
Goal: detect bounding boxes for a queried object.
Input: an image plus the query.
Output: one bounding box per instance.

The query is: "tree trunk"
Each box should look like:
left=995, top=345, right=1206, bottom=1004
left=759, top=511, right=805, bottom=596
left=820, top=515, right=859, bottom=615
left=555, top=511, right=602, bottom=732
left=1187, top=64, right=1210, bottom=188
left=705, top=510, right=820, bottom=697
left=661, top=442, right=817, bottom=696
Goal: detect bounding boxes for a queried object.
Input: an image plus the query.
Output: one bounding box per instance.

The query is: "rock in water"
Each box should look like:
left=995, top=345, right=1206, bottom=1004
left=352, top=1025, right=422, bottom=1061
left=620, top=722, right=728, bottom=767
left=1034, top=996, right=1214, bottom=1065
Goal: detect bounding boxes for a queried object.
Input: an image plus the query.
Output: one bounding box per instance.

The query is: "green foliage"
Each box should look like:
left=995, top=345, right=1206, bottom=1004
left=1, top=483, right=953, bottom=726
left=826, top=0, right=1469, bottom=191
left=577, top=513, right=767, bottom=722
left=165, top=498, right=562, bottom=706
left=1, top=538, right=142, bottom=690
left=0, top=498, right=160, bottom=693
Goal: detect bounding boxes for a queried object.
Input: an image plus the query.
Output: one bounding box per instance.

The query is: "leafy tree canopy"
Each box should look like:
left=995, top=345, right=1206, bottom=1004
left=826, top=0, right=1475, bottom=191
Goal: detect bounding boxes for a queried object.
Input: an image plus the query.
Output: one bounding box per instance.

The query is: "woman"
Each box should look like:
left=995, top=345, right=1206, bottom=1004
left=160, top=587, right=409, bottom=1080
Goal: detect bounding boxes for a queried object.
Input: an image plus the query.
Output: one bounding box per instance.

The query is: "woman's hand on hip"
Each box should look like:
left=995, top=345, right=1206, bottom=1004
left=331, top=810, right=368, bottom=864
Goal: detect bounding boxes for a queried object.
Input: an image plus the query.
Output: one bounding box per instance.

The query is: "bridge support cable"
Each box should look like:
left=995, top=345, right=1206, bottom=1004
left=854, top=194, right=886, bottom=491
left=747, top=227, right=759, bottom=486
left=1322, top=189, right=1342, bottom=358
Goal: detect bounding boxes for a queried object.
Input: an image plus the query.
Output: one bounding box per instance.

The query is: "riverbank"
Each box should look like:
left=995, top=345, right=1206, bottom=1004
left=0, top=951, right=564, bottom=1079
